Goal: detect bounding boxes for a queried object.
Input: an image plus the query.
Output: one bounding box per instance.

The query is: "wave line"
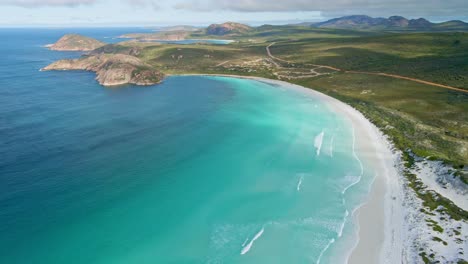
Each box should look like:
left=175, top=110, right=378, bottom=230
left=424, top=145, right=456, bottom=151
left=241, top=227, right=265, bottom=255
left=297, top=175, right=304, bottom=191
left=316, top=238, right=335, bottom=264
left=314, top=131, right=325, bottom=156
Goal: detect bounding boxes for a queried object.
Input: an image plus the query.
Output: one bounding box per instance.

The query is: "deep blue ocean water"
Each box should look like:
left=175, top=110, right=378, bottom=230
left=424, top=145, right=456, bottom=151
left=0, top=29, right=375, bottom=263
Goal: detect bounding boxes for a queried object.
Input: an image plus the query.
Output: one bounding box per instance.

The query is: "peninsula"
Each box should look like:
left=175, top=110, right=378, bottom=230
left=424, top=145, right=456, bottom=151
left=43, top=53, right=164, bottom=86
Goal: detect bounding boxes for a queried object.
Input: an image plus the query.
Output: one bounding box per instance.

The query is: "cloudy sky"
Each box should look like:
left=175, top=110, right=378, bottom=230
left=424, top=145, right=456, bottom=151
left=0, top=0, right=466, bottom=26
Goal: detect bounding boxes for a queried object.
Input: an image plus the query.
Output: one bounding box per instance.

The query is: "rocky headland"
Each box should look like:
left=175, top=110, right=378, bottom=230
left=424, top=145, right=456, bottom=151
left=43, top=53, right=164, bottom=86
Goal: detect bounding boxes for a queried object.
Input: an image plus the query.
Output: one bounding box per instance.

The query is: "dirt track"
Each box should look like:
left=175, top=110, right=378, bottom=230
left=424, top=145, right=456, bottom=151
left=345, top=71, right=468, bottom=93
left=266, top=43, right=467, bottom=93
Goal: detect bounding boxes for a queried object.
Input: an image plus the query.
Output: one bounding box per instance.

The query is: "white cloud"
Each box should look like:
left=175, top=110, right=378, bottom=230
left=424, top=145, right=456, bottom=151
left=0, top=0, right=159, bottom=8
left=0, top=0, right=97, bottom=7
left=173, top=0, right=468, bottom=18
left=124, top=0, right=159, bottom=10
left=0, top=0, right=466, bottom=22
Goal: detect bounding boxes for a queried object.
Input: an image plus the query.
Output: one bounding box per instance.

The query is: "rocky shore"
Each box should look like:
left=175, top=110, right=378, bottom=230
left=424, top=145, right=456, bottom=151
left=42, top=54, right=164, bottom=86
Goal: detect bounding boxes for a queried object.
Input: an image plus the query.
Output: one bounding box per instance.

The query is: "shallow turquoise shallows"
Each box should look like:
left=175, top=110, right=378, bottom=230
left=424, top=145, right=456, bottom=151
left=0, top=29, right=375, bottom=263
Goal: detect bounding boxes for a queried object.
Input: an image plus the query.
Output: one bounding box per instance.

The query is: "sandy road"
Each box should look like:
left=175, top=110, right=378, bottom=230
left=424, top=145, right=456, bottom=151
left=215, top=60, right=230, bottom=67
left=345, top=71, right=468, bottom=93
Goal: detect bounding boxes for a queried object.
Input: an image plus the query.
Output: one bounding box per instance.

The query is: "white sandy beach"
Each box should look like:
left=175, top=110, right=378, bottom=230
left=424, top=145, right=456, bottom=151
left=257, top=77, right=404, bottom=264
left=231, top=75, right=468, bottom=264
left=177, top=74, right=404, bottom=264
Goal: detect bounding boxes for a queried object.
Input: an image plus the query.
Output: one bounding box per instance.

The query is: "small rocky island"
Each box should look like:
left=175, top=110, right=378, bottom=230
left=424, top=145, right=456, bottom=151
left=46, top=34, right=106, bottom=51
left=43, top=35, right=164, bottom=86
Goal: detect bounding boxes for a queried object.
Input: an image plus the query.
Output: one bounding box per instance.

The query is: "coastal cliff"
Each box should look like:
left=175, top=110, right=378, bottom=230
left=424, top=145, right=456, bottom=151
left=42, top=54, right=164, bottom=86
left=46, top=34, right=106, bottom=51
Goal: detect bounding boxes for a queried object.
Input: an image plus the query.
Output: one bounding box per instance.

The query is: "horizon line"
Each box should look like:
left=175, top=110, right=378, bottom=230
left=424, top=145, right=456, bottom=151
left=0, top=15, right=467, bottom=28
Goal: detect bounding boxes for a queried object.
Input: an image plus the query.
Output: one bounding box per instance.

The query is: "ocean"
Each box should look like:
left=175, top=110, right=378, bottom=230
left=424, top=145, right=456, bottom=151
left=0, top=28, right=375, bottom=263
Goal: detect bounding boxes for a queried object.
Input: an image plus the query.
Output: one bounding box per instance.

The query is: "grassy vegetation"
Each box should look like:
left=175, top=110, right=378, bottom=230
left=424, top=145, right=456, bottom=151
left=419, top=252, right=430, bottom=264
left=191, top=25, right=379, bottom=42
left=426, top=219, right=444, bottom=233
left=291, top=73, right=468, bottom=231
left=292, top=73, right=468, bottom=165
left=432, top=236, right=448, bottom=246
left=269, top=32, right=468, bottom=89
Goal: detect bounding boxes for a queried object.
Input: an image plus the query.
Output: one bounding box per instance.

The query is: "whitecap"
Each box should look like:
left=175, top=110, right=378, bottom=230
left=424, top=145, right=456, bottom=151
left=314, top=131, right=325, bottom=156
left=297, top=175, right=304, bottom=191
left=241, top=237, right=249, bottom=247
left=341, top=125, right=364, bottom=195
left=351, top=125, right=364, bottom=176
left=240, top=227, right=264, bottom=255
left=316, top=238, right=335, bottom=264
left=337, top=210, right=349, bottom=238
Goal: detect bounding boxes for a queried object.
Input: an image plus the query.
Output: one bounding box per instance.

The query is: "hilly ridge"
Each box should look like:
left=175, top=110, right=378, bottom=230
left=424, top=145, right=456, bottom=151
left=46, top=34, right=106, bottom=51
left=313, top=15, right=468, bottom=31
left=206, top=22, right=252, bottom=35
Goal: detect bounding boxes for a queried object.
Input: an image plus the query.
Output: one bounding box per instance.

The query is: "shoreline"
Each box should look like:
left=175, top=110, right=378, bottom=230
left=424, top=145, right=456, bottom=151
left=174, top=73, right=403, bottom=263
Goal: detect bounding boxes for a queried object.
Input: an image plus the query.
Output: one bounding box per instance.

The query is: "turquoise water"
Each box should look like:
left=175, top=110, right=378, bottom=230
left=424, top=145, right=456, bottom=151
left=0, top=29, right=375, bottom=263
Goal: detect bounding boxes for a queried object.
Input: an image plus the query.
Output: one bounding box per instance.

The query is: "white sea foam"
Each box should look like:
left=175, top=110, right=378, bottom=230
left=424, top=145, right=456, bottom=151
left=240, top=227, right=264, bottom=255
left=341, top=125, right=364, bottom=195
left=241, top=237, right=249, bottom=247
left=316, top=238, right=335, bottom=264
left=314, top=131, right=325, bottom=156
left=329, top=135, right=335, bottom=157
left=351, top=125, right=364, bottom=177
left=181, top=75, right=402, bottom=263
left=296, top=175, right=304, bottom=191
left=337, top=210, right=349, bottom=238
left=319, top=124, right=365, bottom=262
left=341, top=175, right=361, bottom=195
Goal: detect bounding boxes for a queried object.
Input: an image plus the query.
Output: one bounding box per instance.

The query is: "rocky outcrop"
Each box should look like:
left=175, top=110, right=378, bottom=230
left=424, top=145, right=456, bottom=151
left=42, top=54, right=164, bottom=86
left=206, top=22, right=252, bottom=35
left=46, top=34, right=106, bottom=51
left=388, top=16, right=409, bottom=27
left=408, top=18, right=433, bottom=29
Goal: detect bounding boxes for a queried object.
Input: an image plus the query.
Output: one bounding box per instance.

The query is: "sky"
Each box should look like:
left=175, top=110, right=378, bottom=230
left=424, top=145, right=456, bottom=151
left=0, top=0, right=467, bottom=27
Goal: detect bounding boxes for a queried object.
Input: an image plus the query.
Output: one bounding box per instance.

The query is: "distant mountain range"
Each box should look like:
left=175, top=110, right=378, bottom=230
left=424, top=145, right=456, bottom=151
left=311, top=15, right=468, bottom=31
left=204, top=16, right=468, bottom=36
